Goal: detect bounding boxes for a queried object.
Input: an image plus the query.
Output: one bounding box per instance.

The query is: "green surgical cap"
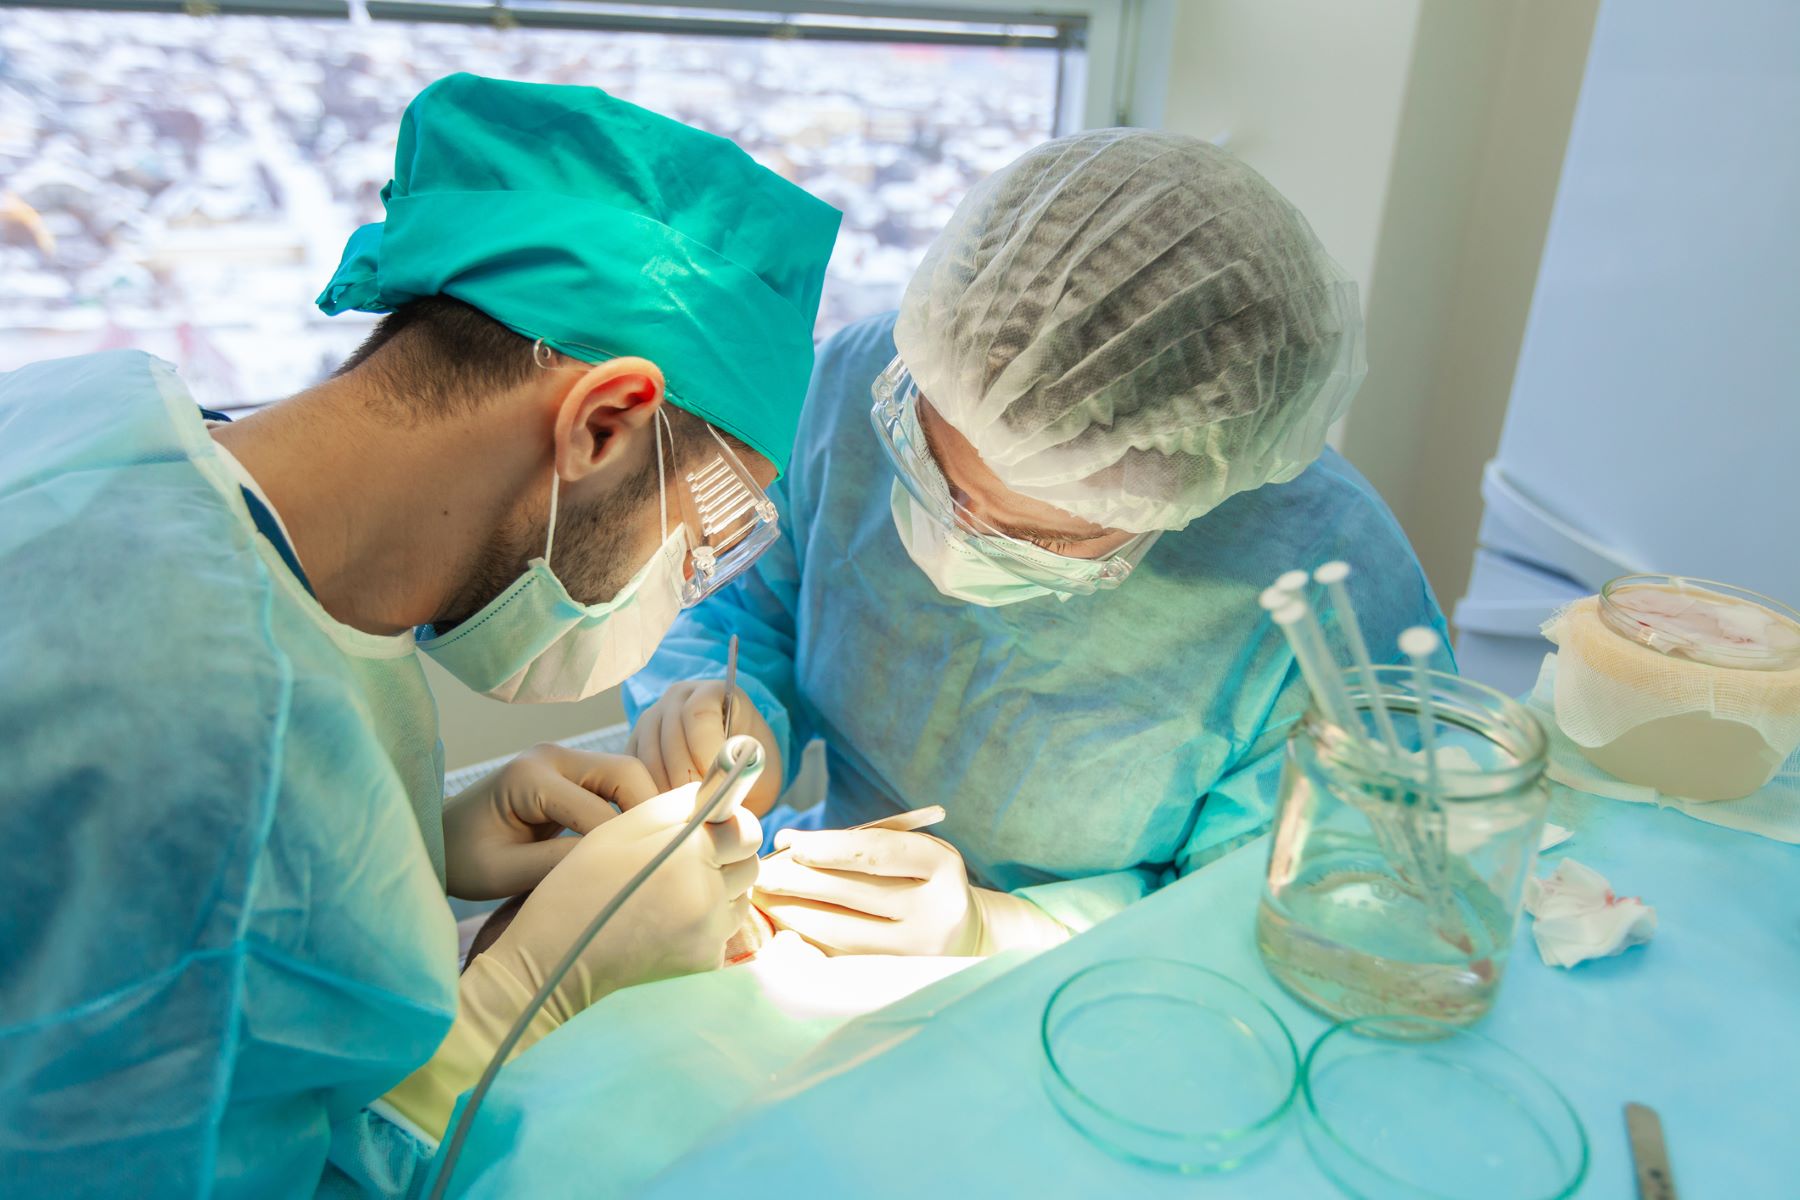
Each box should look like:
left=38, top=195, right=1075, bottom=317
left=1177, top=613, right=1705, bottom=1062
left=316, top=73, right=842, bottom=476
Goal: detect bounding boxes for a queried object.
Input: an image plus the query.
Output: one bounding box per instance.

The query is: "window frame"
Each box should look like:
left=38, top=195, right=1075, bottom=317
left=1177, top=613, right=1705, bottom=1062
left=540, top=0, right=1151, bottom=132
left=0, top=0, right=1164, bottom=132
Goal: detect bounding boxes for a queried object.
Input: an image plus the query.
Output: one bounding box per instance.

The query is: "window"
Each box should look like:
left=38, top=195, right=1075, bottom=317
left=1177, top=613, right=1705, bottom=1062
left=0, top=1, right=1104, bottom=409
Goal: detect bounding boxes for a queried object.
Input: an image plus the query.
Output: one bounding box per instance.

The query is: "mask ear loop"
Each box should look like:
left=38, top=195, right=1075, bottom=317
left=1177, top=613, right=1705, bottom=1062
left=655, top=405, right=672, bottom=544
left=543, top=471, right=561, bottom=568
left=533, top=339, right=564, bottom=571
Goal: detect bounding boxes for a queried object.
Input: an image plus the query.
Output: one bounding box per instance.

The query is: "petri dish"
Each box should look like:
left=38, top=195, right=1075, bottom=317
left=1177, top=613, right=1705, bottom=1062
left=1301, top=1016, right=1588, bottom=1199
left=1040, top=958, right=1298, bottom=1173
left=1597, top=574, right=1800, bottom=670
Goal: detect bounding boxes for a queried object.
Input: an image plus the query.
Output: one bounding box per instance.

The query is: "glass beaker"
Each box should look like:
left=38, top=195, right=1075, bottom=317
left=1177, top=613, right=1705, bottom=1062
left=1256, top=667, right=1549, bottom=1035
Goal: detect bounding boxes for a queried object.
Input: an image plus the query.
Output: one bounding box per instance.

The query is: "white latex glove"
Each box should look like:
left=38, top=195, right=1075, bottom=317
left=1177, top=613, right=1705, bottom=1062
left=386, top=783, right=760, bottom=1138
left=753, top=827, right=1068, bottom=957
left=628, top=679, right=784, bottom=815
left=442, top=743, right=660, bottom=901
left=492, top=781, right=762, bottom=1018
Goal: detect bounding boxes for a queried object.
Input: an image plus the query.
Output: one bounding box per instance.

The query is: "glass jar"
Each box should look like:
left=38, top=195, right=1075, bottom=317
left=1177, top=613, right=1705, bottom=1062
left=1255, top=667, right=1549, bottom=1035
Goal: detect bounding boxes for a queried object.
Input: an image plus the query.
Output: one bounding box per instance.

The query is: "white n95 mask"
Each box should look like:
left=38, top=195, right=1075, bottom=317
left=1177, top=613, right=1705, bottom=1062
left=890, top=482, right=1058, bottom=608
left=419, top=469, right=687, bottom=704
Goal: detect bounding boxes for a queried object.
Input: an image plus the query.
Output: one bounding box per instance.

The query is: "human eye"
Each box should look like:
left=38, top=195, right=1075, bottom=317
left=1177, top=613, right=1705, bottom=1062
left=1030, top=536, right=1084, bottom=557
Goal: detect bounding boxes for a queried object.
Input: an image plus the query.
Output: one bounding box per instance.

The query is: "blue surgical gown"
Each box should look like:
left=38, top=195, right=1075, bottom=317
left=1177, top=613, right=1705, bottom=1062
left=625, top=314, right=1448, bottom=931
left=0, top=352, right=458, bottom=1197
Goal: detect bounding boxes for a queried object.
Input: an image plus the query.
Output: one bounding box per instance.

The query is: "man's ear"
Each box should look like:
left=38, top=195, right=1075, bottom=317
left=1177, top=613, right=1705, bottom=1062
left=552, top=357, right=667, bottom=483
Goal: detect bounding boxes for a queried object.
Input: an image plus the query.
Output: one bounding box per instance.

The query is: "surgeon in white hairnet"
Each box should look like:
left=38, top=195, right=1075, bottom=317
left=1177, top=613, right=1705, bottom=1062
left=625, top=129, right=1447, bottom=956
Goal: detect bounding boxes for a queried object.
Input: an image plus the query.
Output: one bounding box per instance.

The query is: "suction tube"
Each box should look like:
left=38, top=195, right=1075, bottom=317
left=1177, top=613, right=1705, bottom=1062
left=429, top=734, right=766, bottom=1198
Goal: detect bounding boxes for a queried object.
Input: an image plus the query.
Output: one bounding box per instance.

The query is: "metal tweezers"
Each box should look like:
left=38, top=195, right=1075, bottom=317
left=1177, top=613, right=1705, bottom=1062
left=722, top=633, right=739, bottom=738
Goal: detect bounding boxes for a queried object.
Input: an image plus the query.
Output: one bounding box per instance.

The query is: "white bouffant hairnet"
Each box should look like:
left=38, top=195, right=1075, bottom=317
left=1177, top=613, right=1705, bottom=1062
left=893, top=128, right=1366, bottom=533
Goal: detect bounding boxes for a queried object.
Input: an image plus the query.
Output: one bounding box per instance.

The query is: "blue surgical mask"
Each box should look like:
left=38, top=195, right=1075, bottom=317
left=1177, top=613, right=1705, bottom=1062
left=890, top=482, right=1063, bottom=608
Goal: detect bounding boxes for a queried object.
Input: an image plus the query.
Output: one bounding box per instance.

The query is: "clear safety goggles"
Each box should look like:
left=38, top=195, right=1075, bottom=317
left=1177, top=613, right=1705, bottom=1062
left=869, top=355, right=1159, bottom=595
left=658, top=411, right=781, bottom=608
left=535, top=339, right=779, bottom=608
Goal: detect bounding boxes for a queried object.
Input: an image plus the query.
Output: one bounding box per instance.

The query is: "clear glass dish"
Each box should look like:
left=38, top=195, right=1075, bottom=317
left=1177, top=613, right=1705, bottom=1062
left=1301, top=1016, right=1588, bottom=1199
left=1598, top=573, right=1800, bottom=670
left=1040, top=958, right=1298, bottom=1173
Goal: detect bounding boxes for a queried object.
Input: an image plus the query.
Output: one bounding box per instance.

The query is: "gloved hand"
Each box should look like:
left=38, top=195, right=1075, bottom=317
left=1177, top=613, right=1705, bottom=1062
left=752, top=827, right=1069, bottom=957
left=385, top=783, right=761, bottom=1139
left=442, top=743, right=661, bottom=901
left=627, top=679, right=784, bottom=814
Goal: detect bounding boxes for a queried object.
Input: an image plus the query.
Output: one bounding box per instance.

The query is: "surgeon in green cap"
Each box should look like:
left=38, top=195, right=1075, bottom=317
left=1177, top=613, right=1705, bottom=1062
left=0, top=73, right=840, bottom=1197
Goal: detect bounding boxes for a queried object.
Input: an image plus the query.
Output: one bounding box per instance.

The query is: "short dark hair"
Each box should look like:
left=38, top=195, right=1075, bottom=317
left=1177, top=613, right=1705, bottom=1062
left=337, top=295, right=538, bottom=413
left=338, top=296, right=758, bottom=464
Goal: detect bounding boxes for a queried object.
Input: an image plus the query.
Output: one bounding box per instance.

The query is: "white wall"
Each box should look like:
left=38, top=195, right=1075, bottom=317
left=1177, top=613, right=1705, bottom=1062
left=1347, top=0, right=1600, bottom=613
left=1158, top=0, right=1421, bottom=295
left=1155, top=0, right=1599, bottom=614
left=427, top=654, right=626, bottom=772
